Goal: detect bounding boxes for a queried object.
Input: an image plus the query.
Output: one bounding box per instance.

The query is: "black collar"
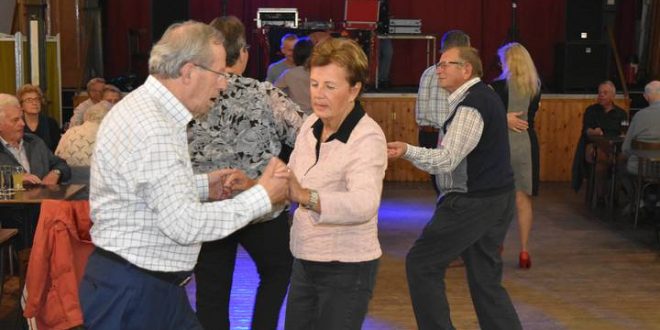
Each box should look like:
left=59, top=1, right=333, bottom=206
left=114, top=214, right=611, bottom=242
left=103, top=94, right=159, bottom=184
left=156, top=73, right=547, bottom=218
left=312, top=101, right=365, bottom=144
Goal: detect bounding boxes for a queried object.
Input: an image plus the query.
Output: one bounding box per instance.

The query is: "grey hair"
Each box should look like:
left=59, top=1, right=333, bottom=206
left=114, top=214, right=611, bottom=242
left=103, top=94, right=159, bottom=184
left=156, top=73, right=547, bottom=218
left=86, top=77, right=106, bottom=91
left=644, top=80, right=660, bottom=97
left=440, top=30, right=470, bottom=52
left=0, top=93, right=20, bottom=120
left=149, top=20, right=225, bottom=79
left=83, top=101, right=111, bottom=123
left=599, top=80, right=616, bottom=93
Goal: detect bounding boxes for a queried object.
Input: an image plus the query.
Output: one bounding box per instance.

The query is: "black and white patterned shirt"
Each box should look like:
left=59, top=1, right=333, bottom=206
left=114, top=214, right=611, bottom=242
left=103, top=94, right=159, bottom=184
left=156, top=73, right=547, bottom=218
left=189, top=74, right=301, bottom=178
left=90, top=76, right=272, bottom=272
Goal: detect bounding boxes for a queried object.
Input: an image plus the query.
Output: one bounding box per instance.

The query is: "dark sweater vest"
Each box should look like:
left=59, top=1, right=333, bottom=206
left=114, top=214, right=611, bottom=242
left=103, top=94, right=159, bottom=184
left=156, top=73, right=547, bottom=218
left=450, top=81, right=514, bottom=195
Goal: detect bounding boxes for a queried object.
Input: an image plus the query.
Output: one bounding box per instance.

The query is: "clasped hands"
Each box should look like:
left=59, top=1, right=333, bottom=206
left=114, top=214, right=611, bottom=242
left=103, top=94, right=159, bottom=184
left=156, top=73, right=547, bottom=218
left=207, top=157, right=306, bottom=206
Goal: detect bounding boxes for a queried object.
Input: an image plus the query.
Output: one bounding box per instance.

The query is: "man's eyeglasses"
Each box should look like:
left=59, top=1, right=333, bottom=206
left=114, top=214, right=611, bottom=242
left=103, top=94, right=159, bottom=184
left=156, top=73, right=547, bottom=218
left=193, top=63, right=230, bottom=80
left=435, top=61, right=464, bottom=69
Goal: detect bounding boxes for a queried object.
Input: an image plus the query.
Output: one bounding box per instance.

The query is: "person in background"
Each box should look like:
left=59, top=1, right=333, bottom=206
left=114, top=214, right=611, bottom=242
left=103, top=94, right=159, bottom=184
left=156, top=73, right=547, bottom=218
left=275, top=37, right=314, bottom=117
left=55, top=101, right=110, bottom=166
left=308, top=31, right=331, bottom=45
left=376, top=0, right=392, bottom=89
left=0, top=93, right=71, bottom=249
left=620, top=80, right=660, bottom=212
left=284, top=38, right=387, bottom=330
left=266, top=33, right=297, bottom=83
left=70, top=77, right=105, bottom=127
left=189, top=16, right=302, bottom=330
left=101, top=84, right=123, bottom=106
left=491, top=42, right=542, bottom=269
left=17, top=84, right=60, bottom=152
left=388, top=46, right=522, bottom=330
left=571, top=81, right=627, bottom=198
left=415, top=30, right=470, bottom=195
left=79, top=21, right=290, bottom=329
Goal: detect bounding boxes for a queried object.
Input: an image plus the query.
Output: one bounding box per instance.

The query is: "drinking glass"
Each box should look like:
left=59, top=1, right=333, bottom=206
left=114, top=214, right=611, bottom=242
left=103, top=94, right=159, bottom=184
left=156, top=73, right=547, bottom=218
left=0, top=165, right=12, bottom=198
left=12, top=166, right=25, bottom=190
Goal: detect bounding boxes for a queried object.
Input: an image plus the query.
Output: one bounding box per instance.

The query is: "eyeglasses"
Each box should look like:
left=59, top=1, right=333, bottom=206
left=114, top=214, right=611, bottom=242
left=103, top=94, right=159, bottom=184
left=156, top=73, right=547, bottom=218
left=435, top=61, right=464, bottom=69
left=21, top=97, right=41, bottom=104
left=193, top=63, right=230, bottom=80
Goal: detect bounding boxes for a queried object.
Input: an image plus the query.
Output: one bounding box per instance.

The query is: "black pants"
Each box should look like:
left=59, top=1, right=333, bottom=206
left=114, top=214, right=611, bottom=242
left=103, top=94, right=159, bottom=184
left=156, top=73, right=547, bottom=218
left=194, top=211, right=293, bottom=330
left=406, top=191, right=522, bottom=330
left=418, top=130, right=440, bottom=195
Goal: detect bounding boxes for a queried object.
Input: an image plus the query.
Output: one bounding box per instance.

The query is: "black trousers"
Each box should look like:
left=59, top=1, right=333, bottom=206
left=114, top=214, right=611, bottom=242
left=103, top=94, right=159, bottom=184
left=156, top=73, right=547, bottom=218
left=406, top=191, right=522, bottom=330
left=194, top=211, right=293, bottom=330
left=418, top=130, right=440, bottom=195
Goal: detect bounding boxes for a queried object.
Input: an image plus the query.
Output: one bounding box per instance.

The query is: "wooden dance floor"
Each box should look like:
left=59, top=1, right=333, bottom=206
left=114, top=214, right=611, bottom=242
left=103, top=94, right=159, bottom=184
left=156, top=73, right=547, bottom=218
left=2, top=182, right=659, bottom=329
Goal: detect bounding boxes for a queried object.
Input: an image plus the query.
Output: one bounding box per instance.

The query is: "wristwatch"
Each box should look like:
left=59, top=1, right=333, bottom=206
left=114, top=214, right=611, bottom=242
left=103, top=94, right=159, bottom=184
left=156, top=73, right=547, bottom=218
left=303, top=189, right=319, bottom=210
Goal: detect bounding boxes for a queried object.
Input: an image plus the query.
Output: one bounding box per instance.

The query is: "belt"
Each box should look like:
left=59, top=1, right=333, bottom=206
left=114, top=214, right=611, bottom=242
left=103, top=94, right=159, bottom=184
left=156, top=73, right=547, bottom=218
left=419, top=126, right=440, bottom=133
left=95, top=247, right=192, bottom=287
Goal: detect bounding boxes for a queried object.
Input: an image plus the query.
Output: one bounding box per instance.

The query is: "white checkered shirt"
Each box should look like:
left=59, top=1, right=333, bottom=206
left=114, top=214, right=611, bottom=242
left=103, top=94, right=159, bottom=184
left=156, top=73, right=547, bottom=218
left=415, top=65, right=451, bottom=128
left=405, top=78, right=484, bottom=194
left=90, top=76, right=272, bottom=272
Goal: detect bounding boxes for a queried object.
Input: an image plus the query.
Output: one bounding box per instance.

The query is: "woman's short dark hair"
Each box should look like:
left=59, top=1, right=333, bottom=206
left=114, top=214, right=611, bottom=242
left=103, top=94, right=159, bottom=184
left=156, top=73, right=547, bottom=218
left=209, top=16, right=246, bottom=67
left=293, top=38, right=313, bottom=66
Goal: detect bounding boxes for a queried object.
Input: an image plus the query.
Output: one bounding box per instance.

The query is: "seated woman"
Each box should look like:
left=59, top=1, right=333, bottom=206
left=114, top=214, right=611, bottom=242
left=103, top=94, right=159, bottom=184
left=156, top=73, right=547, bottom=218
left=55, top=102, right=109, bottom=166
left=285, top=38, right=388, bottom=330
left=17, top=84, right=61, bottom=151
left=275, top=37, right=314, bottom=117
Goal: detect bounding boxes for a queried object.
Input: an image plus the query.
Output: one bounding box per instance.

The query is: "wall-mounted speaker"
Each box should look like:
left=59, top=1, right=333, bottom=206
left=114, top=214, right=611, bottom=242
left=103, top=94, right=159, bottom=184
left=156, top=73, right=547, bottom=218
left=555, top=42, right=610, bottom=91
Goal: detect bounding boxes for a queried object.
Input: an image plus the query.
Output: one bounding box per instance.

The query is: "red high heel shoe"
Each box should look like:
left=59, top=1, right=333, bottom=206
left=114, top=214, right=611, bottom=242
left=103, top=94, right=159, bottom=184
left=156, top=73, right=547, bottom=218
left=519, top=251, right=531, bottom=269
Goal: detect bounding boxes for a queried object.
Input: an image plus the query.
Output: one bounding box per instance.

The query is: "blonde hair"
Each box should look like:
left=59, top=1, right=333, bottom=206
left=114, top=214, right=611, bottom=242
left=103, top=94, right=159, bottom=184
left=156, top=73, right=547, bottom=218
left=16, top=84, right=44, bottom=104
left=497, top=42, right=540, bottom=99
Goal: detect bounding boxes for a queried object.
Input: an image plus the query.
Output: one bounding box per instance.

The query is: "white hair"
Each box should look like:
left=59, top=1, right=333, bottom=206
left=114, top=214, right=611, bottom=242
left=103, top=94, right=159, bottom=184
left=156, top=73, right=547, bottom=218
left=0, top=93, right=20, bottom=120
left=148, top=21, right=225, bottom=79
left=83, top=101, right=111, bottom=123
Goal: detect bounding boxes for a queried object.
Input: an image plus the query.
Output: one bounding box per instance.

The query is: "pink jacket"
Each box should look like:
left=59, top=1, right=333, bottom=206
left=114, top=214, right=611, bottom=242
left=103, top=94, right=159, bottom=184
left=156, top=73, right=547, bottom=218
left=23, top=200, right=94, bottom=329
left=288, top=111, right=387, bottom=262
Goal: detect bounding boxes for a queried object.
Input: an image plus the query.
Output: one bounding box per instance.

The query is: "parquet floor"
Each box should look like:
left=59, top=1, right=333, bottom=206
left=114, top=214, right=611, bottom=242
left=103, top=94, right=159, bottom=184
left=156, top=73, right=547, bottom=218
left=2, top=182, right=660, bottom=329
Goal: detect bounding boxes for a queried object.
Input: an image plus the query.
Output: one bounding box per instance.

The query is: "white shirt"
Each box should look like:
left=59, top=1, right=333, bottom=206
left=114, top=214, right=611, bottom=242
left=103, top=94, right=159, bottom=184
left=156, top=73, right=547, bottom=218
left=0, top=137, right=31, bottom=172
left=90, top=76, right=272, bottom=272
left=415, top=65, right=451, bottom=128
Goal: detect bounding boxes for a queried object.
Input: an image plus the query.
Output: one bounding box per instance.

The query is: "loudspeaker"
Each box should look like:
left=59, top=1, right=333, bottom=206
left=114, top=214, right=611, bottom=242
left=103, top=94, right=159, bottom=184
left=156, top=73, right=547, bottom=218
left=555, top=42, right=610, bottom=91
left=151, top=0, right=189, bottom=41
left=565, top=0, right=607, bottom=42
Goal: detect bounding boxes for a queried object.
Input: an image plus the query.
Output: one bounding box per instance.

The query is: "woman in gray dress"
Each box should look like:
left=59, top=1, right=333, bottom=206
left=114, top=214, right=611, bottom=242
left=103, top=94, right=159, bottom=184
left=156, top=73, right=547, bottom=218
left=491, top=42, right=541, bottom=269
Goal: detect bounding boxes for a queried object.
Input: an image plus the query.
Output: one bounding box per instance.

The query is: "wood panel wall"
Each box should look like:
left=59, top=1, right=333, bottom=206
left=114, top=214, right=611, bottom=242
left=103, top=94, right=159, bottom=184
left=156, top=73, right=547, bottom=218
left=360, top=96, right=428, bottom=182
left=361, top=95, right=630, bottom=183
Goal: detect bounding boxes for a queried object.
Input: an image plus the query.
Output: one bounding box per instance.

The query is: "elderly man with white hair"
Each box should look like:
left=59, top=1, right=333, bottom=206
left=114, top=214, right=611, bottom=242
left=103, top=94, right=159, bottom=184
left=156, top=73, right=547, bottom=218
left=622, top=80, right=660, bottom=173
left=79, top=20, right=290, bottom=329
left=70, top=77, right=106, bottom=127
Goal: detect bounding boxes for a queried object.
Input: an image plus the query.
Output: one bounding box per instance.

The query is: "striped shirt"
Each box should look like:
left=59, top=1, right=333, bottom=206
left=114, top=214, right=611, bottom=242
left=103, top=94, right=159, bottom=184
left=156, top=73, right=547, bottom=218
left=90, top=76, right=272, bottom=272
left=405, top=78, right=484, bottom=196
left=415, top=65, right=451, bottom=128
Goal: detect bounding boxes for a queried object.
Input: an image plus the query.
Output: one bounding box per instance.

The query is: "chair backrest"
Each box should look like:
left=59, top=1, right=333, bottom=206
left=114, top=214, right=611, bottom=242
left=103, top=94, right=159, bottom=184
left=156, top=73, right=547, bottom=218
left=632, top=139, right=660, bottom=151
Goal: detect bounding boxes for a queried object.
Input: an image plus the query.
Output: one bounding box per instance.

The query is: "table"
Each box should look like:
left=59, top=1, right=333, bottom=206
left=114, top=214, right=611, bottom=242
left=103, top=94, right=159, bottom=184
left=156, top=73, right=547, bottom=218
left=0, top=184, right=87, bottom=249
left=0, top=184, right=87, bottom=204
left=374, top=34, right=437, bottom=89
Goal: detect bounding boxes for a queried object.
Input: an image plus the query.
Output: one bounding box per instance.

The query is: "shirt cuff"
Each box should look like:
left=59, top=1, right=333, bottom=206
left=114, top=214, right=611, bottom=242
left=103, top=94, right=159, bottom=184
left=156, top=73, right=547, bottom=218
left=235, top=184, right=272, bottom=220
left=195, top=173, right=209, bottom=201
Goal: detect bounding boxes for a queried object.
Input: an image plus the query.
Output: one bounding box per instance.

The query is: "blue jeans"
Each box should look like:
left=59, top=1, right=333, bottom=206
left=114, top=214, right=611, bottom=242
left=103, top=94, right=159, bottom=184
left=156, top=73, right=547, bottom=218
left=79, top=251, right=202, bottom=330
left=284, top=258, right=379, bottom=330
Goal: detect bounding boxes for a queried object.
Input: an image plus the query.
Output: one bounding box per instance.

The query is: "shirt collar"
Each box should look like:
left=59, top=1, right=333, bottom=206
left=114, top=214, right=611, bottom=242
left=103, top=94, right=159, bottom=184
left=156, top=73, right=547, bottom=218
left=447, top=77, right=481, bottom=108
left=0, top=135, right=23, bottom=150
left=312, top=101, right=366, bottom=144
left=144, top=75, right=193, bottom=127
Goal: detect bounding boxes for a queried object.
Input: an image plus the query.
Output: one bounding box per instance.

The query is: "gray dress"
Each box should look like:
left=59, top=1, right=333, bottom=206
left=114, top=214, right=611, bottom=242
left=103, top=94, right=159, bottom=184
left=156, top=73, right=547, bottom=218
left=507, top=84, right=533, bottom=195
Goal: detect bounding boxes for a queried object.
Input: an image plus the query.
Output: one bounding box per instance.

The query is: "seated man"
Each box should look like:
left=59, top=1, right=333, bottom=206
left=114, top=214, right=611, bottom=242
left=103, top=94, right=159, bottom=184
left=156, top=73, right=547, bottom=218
left=572, top=81, right=627, bottom=197
left=70, top=77, right=105, bottom=127
left=0, top=93, right=72, bottom=248
left=619, top=80, right=660, bottom=210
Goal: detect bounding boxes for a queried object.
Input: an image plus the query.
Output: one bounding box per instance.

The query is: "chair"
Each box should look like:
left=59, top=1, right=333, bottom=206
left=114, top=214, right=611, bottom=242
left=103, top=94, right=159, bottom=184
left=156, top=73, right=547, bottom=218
left=631, top=140, right=660, bottom=235
left=0, top=228, right=18, bottom=302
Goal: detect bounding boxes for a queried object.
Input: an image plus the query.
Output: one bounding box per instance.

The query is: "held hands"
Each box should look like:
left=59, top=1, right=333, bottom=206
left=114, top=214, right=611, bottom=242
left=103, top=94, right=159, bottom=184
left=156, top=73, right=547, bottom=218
left=208, top=168, right=256, bottom=201
left=387, top=142, right=408, bottom=159
left=587, top=127, right=604, bottom=136
left=257, top=157, right=290, bottom=205
left=507, top=112, right=529, bottom=133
